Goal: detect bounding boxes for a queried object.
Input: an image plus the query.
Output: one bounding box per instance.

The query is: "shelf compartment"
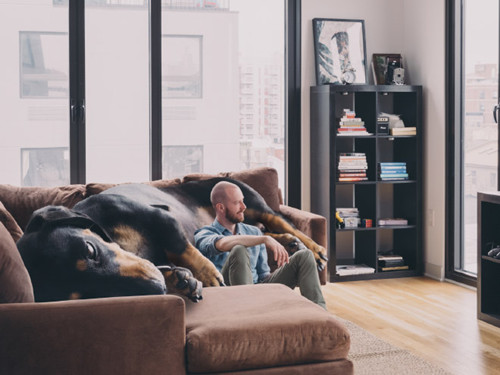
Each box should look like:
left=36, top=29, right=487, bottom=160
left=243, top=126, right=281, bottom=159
left=335, top=230, right=377, bottom=270
left=377, top=183, right=417, bottom=225
left=377, top=227, right=417, bottom=271
left=480, top=259, right=500, bottom=316
left=377, top=137, right=417, bottom=180
left=377, top=91, right=419, bottom=129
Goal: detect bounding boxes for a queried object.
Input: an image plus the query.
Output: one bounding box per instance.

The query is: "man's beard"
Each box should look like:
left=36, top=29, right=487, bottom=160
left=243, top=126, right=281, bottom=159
left=226, top=210, right=244, bottom=224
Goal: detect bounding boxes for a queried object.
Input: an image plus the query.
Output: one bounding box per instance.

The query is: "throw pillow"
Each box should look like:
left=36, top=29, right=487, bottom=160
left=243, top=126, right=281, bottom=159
left=0, top=184, right=86, bottom=229
left=0, top=201, right=23, bottom=242
left=0, top=222, right=34, bottom=303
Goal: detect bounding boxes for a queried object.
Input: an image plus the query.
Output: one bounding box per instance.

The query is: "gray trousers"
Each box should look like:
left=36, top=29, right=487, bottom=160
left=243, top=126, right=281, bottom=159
left=221, top=245, right=326, bottom=309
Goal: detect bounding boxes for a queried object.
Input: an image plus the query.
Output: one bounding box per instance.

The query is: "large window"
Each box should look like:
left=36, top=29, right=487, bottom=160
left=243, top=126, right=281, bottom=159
left=0, top=0, right=298, bottom=203
left=161, top=0, right=286, bottom=192
left=447, top=0, right=499, bottom=284
left=0, top=2, right=69, bottom=187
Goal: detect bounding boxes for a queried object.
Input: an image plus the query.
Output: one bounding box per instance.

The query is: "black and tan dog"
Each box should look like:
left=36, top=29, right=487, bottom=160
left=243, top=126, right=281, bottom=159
left=17, top=178, right=327, bottom=302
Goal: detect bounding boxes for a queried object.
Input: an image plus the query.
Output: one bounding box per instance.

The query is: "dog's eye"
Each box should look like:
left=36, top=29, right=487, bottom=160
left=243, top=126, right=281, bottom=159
left=86, top=241, right=97, bottom=260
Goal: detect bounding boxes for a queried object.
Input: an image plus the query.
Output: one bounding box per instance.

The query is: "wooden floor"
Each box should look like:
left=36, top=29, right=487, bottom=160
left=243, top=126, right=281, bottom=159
left=322, top=277, right=500, bottom=375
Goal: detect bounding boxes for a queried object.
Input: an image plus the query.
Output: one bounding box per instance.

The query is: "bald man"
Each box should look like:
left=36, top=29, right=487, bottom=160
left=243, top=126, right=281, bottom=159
left=194, top=181, right=326, bottom=309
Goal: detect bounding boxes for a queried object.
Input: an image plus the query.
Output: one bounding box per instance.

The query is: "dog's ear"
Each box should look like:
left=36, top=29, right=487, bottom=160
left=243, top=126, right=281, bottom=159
left=24, top=206, right=72, bottom=233
left=25, top=206, right=112, bottom=242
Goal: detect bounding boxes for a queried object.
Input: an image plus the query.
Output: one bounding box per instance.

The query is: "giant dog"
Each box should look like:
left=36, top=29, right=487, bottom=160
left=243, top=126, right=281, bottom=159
left=17, top=178, right=328, bottom=302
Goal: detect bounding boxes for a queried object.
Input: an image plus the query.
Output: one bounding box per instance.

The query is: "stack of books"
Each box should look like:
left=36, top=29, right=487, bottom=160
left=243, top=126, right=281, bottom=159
left=390, top=127, right=417, bottom=136
left=379, top=162, right=408, bottom=181
left=377, top=218, right=408, bottom=226
left=338, top=153, right=368, bottom=182
left=337, top=208, right=360, bottom=228
left=337, top=109, right=372, bottom=136
left=378, top=254, right=409, bottom=271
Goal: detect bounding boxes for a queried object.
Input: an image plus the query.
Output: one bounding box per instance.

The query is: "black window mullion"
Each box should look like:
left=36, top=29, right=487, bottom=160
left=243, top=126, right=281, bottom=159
left=445, top=0, right=476, bottom=287
left=69, top=0, right=86, bottom=184
left=149, top=0, right=162, bottom=181
left=285, top=0, right=301, bottom=208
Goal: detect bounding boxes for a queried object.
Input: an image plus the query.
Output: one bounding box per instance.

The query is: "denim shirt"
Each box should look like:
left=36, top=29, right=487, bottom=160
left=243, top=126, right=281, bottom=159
left=194, top=219, right=271, bottom=283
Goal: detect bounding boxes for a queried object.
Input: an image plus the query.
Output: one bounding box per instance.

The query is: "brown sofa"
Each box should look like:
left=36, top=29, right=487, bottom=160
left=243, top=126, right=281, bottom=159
left=0, top=167, right=352, bottom=374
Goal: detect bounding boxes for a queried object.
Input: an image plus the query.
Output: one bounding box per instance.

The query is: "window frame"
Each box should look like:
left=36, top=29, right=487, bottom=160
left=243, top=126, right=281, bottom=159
left=67, top=0, right=301, bottom=206
left=445, top=0, right=477, bottom=287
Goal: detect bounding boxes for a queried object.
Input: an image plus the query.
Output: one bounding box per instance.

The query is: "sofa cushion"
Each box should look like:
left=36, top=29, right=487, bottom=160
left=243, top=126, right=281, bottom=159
left=0, top=222, right=34, bottom=303
left=185, top=284, right=350, bottom=373
left=183, top=167, right=281, bottom=212
left=0, top=201, right=23, bottom=242
left=0, top=185, right=86, bottom=230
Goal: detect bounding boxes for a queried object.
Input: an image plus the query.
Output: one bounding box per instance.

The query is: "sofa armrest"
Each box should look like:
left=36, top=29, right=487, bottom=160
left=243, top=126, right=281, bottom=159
left=279, top=205, right=328, bottom=285
left=0, top=295, right=186, bottom=375
left=279, top=205, right=327, bottom=248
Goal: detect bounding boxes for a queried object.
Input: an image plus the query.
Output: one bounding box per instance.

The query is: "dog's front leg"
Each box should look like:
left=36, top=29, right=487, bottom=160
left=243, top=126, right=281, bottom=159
left=158, top=265, right=203, bottom=302
left=167, top=244, right=225, bottom=287
left=246, top=209, right=328, bottom=271
left=265, top=233, right=307, bottom=255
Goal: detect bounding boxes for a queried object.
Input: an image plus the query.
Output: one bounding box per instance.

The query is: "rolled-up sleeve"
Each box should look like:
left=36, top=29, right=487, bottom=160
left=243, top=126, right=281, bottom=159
left=194, top=227, right=224, bottom=259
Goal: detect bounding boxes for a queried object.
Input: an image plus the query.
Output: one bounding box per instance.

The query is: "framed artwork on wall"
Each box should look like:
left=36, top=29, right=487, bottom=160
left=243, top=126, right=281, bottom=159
left=312, top=18, right=367, bottom=85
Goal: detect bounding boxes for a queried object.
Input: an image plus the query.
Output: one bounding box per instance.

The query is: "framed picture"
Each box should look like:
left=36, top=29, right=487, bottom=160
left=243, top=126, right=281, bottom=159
left=312, top=18, right=367, bottom=85
left=372, top=54, right=403, bottom=85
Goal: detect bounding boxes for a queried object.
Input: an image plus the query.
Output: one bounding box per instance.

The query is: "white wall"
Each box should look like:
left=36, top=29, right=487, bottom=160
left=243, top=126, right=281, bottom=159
left=402, top=0, right=446, bottom=279
left=301, top=0, right=446, bottom=280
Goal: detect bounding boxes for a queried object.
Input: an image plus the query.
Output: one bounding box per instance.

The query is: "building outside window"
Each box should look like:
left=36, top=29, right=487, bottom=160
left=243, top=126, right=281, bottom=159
left=1, top=0, right=286, bottom=195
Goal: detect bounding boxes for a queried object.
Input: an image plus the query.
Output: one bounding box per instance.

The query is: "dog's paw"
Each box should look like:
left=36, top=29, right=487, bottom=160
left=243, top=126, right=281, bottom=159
left=267, top=233, right=306, bottom=254
left=157, top=265, right=203, bottom=302
left=312, top=244, right=328, bottom=271
left=189, top=257, right=225, bottom=287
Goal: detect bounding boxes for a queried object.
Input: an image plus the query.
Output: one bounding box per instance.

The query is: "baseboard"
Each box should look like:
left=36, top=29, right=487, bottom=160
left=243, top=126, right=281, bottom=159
left=424, top=262, right=444, bottom=281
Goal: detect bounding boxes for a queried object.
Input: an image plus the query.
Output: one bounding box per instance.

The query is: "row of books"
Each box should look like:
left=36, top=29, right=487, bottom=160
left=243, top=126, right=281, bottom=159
left=379, top=162, right=408, bottom=181
left=337, top=109, right=372, bottom=136
left=338, top=111, right=417, bottom=136
left=335, top=255, right=410, bottom=276
left=336, top=216, right=409, bottom=228
left=337, top=153, right=368, bottom=182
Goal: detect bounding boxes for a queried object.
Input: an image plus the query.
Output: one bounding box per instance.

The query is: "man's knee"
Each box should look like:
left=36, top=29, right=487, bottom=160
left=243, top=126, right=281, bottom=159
left=293, top=248, right=315, bottom=264
left=228, top=245, right=250, bottom=262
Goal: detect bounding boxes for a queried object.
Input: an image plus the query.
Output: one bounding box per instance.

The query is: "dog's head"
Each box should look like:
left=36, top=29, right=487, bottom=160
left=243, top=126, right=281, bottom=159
left=17, top=206, right=166, bottom=302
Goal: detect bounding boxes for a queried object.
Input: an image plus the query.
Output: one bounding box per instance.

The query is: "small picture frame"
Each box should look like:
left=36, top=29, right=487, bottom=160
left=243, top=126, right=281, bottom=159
left=372, top=54, right=404, bottom=85
left=312, top=18, right=367, bottom=85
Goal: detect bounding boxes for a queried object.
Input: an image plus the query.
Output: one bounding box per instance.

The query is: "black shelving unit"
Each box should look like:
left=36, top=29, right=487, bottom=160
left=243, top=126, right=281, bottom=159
left=310, top=84, right=423, bottom=282
left=477, top=192, right=500, bottom=328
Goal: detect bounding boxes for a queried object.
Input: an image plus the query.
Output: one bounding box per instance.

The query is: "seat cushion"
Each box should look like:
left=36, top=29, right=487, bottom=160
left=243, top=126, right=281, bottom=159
left=185, top=284, right=350, bottom=373
left=0, top=222, right=34, bottom=303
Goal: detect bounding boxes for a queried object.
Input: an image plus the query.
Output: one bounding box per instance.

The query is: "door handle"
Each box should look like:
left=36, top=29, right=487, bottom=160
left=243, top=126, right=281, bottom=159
left=70, top=100, right=85, bottom=123
left=494, top=104, right=500, bottom=124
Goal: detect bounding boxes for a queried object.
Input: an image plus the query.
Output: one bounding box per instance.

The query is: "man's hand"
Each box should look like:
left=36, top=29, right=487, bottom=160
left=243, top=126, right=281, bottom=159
left=264, top=236, right=289, bottom=267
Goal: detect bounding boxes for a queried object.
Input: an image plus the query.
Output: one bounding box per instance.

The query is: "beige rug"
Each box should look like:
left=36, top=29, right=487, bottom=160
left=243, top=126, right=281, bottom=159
left=341, top=318, right=452, bottom=375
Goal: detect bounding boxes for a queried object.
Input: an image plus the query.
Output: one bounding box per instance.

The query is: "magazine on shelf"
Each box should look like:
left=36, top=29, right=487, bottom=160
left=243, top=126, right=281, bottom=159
left=336, top=264, right=375, bottom=276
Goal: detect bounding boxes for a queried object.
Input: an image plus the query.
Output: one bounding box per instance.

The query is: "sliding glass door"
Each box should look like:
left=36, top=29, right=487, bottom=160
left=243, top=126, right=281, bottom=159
left=161, top=0, right=286, bottom=192
left=447, top=0, right=499, bottom=283
left=0, top=0, right=296, bottom=203
left=0, top=2, right=69, bottom=186
left=85, top=1, right=150, bottom=183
